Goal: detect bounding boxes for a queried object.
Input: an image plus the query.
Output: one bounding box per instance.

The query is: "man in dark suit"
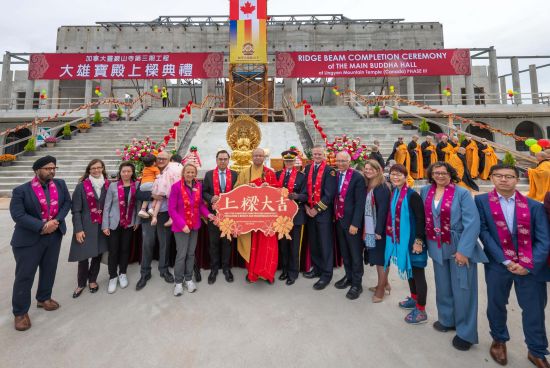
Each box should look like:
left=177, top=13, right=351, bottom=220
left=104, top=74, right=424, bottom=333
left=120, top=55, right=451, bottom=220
left=333, top=151, right=367, bottom=300
left=9, top=155, right=71, bottom=331
left=275, top=150, right=308, bottom=285
left=475, top=164, right=550, bottom=367
left=202, top=150, right=238, bottom=284
left=303, top=145, right=337, bottom=290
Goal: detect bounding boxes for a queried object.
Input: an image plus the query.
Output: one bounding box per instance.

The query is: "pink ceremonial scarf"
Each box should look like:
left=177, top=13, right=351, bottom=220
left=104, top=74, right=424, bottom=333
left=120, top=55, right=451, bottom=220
left=335, top=169, right=354, bottom=220
left=424, top=183, right=455, bottom=248
left=488, top=189, right=533, bottom=270
left=385, top=185, right=408, bottom=243
left=82, top=178, right=110, bottom=224
left=31, top=176, right=59, bottom=222
left=117, top=180, right=136, bottom=229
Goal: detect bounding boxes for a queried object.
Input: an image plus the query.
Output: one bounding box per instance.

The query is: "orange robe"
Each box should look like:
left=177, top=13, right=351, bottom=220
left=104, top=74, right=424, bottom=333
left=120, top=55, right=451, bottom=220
left=527, top=160, right=550, bottom=202
left=465, top=140, right=480, bottom=178
left=412, top=143, right=424, bottom=179
left=479, top=145, right=498, bottom=180
left=395, top=144, right=411, bottom=175
left=423, top=143, right=437, bottom=178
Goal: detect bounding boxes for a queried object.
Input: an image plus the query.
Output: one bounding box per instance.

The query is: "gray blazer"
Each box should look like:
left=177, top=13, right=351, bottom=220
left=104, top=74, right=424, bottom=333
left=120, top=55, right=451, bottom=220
left=102, top=181, right=139, bottom=230
left=69, top=181, right=109, bottom=262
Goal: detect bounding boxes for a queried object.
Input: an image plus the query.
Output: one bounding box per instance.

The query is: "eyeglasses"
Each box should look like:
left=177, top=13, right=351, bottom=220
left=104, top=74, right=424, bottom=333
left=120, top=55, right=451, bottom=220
left=217, top=158, right=229, bottom=161
left=389, top=172, right=405, bottom=177
left=432, top=172, right=450, bottom=177
left=491, top=174, right=517, bottom=180
left=156, top=158, right=168, bottom=161
left=41, top=167, right=58, bottom=171
left=90, top=166, right=104, bottom=171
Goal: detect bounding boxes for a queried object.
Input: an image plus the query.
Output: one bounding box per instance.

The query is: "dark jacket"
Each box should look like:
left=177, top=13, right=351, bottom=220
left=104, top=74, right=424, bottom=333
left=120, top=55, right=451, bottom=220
left=371, top=183, right=391, bottom=237
left=407, top=141, right=419, bottom=173
left=10, top=178, right=71, bottom=248
left=335, top=169, right=367, bottom=229
left=369, top=151, right=385, bottom=169
left=202, top=168, right=239, bottom=212
left=303, top=162, right=337, bottom=223
left=276, top=169, right=308, bottom=225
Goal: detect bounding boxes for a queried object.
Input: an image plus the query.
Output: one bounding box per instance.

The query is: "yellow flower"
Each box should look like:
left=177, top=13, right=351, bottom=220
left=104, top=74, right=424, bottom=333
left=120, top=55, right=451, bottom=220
left=219, top=218, right=235, bottom=240
left=273, top=216, right=293, bottom=240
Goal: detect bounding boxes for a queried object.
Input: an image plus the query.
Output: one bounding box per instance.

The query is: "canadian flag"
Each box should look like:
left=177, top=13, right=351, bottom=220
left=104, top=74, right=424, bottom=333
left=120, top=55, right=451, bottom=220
left=230, top=0, right=267, bottom=20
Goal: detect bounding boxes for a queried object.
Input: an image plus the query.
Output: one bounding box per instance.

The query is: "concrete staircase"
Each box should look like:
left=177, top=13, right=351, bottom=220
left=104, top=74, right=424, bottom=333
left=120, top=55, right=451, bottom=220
left=0, top=108, right=183, bottom=197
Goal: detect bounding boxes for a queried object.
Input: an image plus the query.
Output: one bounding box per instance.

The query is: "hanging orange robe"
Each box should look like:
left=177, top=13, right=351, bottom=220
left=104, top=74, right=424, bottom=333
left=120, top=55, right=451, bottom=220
left=527, top=160, right=550, bottom=202
left=479, top=145, right=498, bottom=180
left=465, top=140, right=480, bottom=178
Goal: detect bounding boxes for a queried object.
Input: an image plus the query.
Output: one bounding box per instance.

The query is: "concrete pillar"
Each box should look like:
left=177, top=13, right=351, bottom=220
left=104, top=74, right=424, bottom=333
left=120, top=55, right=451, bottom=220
left=406, top=77, right=414, bottom=101
left=488, top=48, right=500, bottom=103
left=142, top=79, right=150, bottom=107
left=499, top=76, right=508, bottom=105
left=51, top=80, right=60, bottom=109
left=465, top=74, right=475, bottom=105
left=24, top=79, right=35, bottom=110
left=529, top=64, right=539, bottom=104
left=175, top=79, right=182, bottom=107
left=348, top=78, right=356, bottom=93
left=0, top=52, right=11, bottom=103
left=511, top=57, right=522, bottom=104
left=84, top=80, right=93, bottom=123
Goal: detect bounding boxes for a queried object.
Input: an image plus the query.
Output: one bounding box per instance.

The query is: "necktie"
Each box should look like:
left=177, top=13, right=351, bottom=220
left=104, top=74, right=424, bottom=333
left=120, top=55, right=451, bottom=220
left=220, top=171, right=226, bottom=193
left=284, top=170, right=291, bottom=187
left=338, top=172, right=345, bottom=193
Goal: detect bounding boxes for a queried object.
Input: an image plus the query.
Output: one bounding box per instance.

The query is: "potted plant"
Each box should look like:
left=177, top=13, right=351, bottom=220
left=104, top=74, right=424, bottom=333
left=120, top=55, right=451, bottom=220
left=23, top=137, right=36, bottom=156
left=379, top=108, right=389, bottom=118
left=391, top=110, right=400, bottom=124
left=402, top=120, right=414, bottom=130
left=92, top=110, right=102, bottom=126
left=109, top=111, right=118, bottom=121
left=78, top=123, right=91, bottom=133
left=0, top=154, right=16, bottom=167
left=419, top=118, right=430, bottom=136
left=44, top=136, right=57, bottom=148
left=503, top=152, right=516, bottom=166
left=63, top=124, right=72, bottom=140
left=117, top=107, right=124, bottom=120
left=373, top=105, right=380, bottom=117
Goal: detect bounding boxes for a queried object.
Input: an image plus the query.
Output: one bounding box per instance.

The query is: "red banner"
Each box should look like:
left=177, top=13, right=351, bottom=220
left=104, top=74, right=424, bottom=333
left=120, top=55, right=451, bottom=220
left=276, top=49, right=471, bottom=78
left=213, top=185, right=298, bottom=239
left=28, top=53, right=224, bottom=80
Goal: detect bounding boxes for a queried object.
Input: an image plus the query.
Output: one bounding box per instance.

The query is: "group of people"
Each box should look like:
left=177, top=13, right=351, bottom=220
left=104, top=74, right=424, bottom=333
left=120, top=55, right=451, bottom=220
left=8, top=144, right=550, bottom=367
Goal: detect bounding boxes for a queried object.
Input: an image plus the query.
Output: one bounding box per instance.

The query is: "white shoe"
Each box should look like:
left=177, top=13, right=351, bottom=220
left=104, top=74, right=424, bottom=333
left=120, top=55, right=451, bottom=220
left=184, top=280, right=197, bottom=293
left=138, top=209, right=150, bottom=219
left=174, top=283, right=183, bottom=297
left=118, top=274, right=128, bottom=289
left=147, top=208, right=155, bottom=217
left=108, top=278, right=118, bottom=294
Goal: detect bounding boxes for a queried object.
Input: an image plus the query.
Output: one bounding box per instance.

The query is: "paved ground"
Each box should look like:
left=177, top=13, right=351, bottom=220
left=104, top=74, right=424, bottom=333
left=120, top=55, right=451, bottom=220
left=0, top=205, right=547, bottom=368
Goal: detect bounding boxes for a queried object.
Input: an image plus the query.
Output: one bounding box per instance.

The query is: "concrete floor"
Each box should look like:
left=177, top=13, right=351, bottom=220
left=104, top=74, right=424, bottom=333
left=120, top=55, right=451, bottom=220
left=0, top=205, right=547, bottom=368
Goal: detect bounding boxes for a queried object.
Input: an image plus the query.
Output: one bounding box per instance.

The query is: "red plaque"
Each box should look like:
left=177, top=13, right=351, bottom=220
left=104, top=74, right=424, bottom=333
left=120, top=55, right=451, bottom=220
left=213, top=185, right=298, bottom=239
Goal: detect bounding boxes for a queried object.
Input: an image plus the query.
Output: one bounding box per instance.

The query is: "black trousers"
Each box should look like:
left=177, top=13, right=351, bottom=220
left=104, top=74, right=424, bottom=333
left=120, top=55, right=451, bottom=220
left=335, top=221, right=364, bottom=287
left=107, top=226, right=133, bottom=279
left=162, top=98, right=168, bottom=107
left=279, top=225, right=304, bottom=280
left=12, top=231, right=62, bottom=316
left=306, top=217, right=334, bottom=283
left=77, top=255, right=102, bottom=287
left=207, top=222, right=232, bottom=272
left=408, top=267, right=428, bottom=307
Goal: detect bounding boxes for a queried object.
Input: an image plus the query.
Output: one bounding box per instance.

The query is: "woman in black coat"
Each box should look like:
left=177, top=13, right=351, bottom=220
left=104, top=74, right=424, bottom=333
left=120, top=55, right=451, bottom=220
left=68, top=159, right=110, bottom=298
left=362, top=159, right=392, bottom=303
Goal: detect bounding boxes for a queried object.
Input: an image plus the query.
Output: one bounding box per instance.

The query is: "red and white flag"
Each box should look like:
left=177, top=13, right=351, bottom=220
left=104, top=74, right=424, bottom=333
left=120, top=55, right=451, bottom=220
left=230, top=0, right=267, bottom=20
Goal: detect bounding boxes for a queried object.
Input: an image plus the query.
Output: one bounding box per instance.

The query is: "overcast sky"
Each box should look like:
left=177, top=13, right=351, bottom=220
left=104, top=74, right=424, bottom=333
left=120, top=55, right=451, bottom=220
left=1, top=0, right=549, bottom=92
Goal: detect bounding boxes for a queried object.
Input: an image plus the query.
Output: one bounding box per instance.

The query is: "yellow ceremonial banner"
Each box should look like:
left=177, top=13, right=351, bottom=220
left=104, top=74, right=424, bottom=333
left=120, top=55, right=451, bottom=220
left=229, top=20, right=267, bottom=64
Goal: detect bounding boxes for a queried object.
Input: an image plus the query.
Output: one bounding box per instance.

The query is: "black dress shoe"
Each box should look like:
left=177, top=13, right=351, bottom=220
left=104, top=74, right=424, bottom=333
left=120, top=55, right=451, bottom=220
left=286, top=278, right=295, bottom=286
left=279, top=271, right=288, bottom=281
left=346, top=286, right=363, bottom=300
left=433, top=321, right=456, bottom=333
left=223, top=269, right=234, bottom=283
left=303, top=270, right=320, bottom=279
left=208, top=270, right=218, bottom=285
left=161, top=272, right=174, bottom=283
left=334, top=276, right=352, bottom=289
left=194, top=265, right=202, bottom=283
left=89, top=284, right=99, bottom=293
left=72, top=287, right=85, bottom=299
left=452, top=335, right=473, bottom=351
left=313, top=280, right=329, bottom=290
left=136, top=274, right=152, bottom=291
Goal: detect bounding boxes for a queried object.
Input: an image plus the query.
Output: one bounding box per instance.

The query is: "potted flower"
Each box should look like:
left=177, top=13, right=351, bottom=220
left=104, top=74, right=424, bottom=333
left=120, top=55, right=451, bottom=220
left=402, top=120, right=414, bottom=130
left=373, top=105, right=381, bottom=117
left=78, top=123, right=91, bottom=133
left=391, top=110, right=400, bottom=124
left=0, top=154, right=16, bottom=167
left=92, top=110, right=102, bottom=126
left=379, top=108, right=389, bottom=118
left=63, top=124, right=72, bottom=140
left=23, top=137, right=37, bottom=156
left=117, top=107, right=124, bottom=120
left=419, top=118, right=430, bottom=136
left=44, top=136, right=58, bottom=148
left=109, top=111, right=118, bottom=121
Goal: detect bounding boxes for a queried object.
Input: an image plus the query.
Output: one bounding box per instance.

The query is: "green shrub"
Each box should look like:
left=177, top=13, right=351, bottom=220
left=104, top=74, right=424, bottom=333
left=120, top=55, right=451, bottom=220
left=503, top=152, right=516, bottom=166
left=117, top=107, right=123, bottom=117
left=419, top=118, right=429, bottom=132
left=63, top=124, right=72, bottom=136
left=373, top=105, right=380, bottom=117
left=93, top=110, right=102, bottom=124
left=392, top=110, right=399, bottom=122
left=24, top=137, right=36, bottom=152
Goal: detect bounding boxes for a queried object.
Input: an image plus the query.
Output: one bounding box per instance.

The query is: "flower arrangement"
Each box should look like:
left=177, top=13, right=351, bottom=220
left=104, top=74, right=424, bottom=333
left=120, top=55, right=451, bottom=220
left=0, top=154, right=16, bottom=162
left=402, top=120, right=413, bottom=126
left=402, top=120, right=414, bottom=130
left=379, top=108, right=389, bottom=118
left=45, top=136, right=57, bottom=143
left=326, top=134, right=370, bottom=168
left=109, top=112, right=119, bottom=121
left=116, top=137, right=160, bottom=175
left=77, top=123, right=91, bottom=130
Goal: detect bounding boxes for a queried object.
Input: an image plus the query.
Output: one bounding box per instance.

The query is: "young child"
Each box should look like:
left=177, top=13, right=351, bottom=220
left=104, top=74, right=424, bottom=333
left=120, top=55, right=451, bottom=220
left=150, top=160, right=183, bottom=226
left=137, top=154, right=160, bottom=219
